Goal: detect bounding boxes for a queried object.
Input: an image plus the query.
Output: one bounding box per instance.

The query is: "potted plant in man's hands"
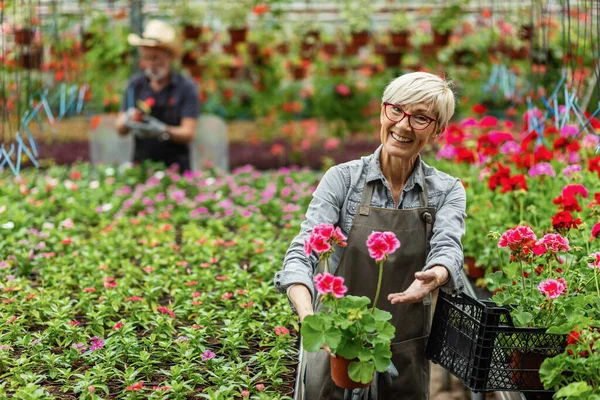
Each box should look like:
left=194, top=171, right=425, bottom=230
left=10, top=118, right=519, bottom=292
left=301, top=225, right=399, bottom=388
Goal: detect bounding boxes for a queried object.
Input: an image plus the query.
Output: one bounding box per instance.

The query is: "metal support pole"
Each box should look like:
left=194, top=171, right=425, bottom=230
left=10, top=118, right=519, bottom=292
left=129, top=0, right=144, bottom=74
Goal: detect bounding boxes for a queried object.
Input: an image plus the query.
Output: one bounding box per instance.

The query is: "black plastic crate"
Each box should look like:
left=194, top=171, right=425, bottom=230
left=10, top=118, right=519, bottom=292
left=425, top=291, right=567, bottom=393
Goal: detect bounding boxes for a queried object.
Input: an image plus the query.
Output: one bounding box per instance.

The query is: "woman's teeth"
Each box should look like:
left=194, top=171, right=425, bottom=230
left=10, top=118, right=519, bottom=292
left=391, top=132, right=413, bottom=143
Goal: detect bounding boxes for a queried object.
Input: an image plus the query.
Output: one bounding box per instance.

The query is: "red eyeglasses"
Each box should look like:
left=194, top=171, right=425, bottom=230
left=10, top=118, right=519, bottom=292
left=383, top=102, right=437, bottom=130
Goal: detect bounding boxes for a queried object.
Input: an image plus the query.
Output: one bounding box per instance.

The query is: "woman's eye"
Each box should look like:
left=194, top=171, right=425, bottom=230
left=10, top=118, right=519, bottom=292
left=415, top=115, right=428, bottom=122
left=392, top=106, right=403, bottom=113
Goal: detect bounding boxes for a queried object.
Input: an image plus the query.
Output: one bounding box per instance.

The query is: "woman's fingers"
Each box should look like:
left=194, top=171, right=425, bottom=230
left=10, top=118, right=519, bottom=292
left=414, top=270, right=437, bottom=282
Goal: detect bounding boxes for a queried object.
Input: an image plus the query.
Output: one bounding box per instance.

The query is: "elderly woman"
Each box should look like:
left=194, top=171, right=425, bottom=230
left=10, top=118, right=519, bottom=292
left=274, top=72, right=466, bottom=399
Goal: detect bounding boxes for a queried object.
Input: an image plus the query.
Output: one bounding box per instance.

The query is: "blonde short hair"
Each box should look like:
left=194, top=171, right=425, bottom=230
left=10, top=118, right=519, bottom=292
left=382, top=72, right=455, bottom=131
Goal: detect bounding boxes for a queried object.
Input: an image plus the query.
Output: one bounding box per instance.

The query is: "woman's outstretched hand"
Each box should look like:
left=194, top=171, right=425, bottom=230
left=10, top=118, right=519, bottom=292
left=387, top=267, right=449, bottom=304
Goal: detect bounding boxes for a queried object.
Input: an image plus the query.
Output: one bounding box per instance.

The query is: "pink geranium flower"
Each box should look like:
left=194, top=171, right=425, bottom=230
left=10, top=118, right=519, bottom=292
left=590, top=222, right=600, bottom=240
left=201, top=350, right=216, bottom=360
left=314, top=272, right=335, bottom=295
left=588, top=252, right=600, bottom=269
left=534, top=234, right=571, bottom=255
left=366, top=231, right=401, bottom=262
left=274, top=326, right=290, bottom=336
left=538, top=279, right=567, bottom=299
left=304, top=223, right=347, bottom=258
left=331, top=276, right=348, bottom=298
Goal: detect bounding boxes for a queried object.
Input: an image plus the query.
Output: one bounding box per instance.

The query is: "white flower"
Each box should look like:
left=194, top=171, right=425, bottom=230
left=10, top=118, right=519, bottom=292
left=105, top=167, right=115, bottom=176
left=1, top=222, right=14, bottom=230
left=101, top=203, right=113, bottom=212
left=89, top=181, right=100, bottom=189
left=42, top=222, right=55, bottom=230
left=154, top=171, right=165, bottom=180
left=67, top=197, right=75, bottom=204
left=206, top=178, right=216, bottom=186
left=64, top=180, right=75, bottom=190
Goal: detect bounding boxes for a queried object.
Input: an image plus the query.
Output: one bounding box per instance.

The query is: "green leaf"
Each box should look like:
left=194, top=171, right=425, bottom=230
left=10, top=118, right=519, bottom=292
left=373, top=343, right=393, bottom=372
left=301, top=315, right=341, bottom=352
left=373, top=321, right=395, bottom=341
left=348, top=360, right=375, bottom=384
left=371, top=308, right=392, bottom=322
left=342, top=295, right=371, bottom=309
left=555, top=382, right=593, bottom=399
left=513, top=311, right=534, bottom=327
left=357, top=348, right=373, bottom=362
left=335, top=337, right=362, bottom=360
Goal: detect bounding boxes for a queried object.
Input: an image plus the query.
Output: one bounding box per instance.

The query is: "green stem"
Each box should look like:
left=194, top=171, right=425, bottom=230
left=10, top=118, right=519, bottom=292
left=371, top=261, right=384, bottom=314
left=595, top=269, right=600, bottom=297
left=325, top=256, right=330, bottom=274
left=519, top=260, right=526, bottom=290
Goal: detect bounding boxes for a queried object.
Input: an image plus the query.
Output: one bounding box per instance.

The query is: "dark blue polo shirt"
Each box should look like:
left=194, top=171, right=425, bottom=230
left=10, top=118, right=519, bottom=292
left=121, top=70, right=200, bottom=171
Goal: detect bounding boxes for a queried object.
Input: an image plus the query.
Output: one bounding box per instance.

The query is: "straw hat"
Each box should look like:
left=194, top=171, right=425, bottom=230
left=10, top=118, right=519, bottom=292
left=127, top=19, right=182, bottom=57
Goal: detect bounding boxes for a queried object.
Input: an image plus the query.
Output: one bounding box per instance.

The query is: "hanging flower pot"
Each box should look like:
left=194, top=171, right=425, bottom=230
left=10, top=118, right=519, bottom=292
left=330, top=355, right=373, bottom=390
left=290, top=65, right=307, bottom=81
left=18, top=47, right=43, bottom=70
left=432, top=30, right=451, bottom=47
left=183, top=25, right=203, bottom=40
left=390, top=30, right=410, bottom=48
left=328, top=66, right=347, bottom=76
left=14, top=27, right=35, bottom=45
left=228, top=27, right=248, bottom=45
left=322, top=43, right=338, bottom=56
left=383, top=49, right=403, bottom=68
left=276, top=43, right=289, bottom=55
left=351, top=30, right=370, bottom=47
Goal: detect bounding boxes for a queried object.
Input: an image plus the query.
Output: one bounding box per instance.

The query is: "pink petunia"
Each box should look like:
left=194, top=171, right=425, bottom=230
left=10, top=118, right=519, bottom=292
left=538, top=279, right=567, bottom=299
left=201, top=350, right=216, bottom=360
left=366, top=231, right=400, bottom=262
left=274, top=326, right=290, bottom=336
left=113, top=321, right=124, bottom=330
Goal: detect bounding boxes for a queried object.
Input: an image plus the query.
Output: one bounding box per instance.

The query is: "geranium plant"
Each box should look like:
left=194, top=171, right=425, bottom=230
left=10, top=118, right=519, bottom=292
left=301, top=226, right=397, bottom=385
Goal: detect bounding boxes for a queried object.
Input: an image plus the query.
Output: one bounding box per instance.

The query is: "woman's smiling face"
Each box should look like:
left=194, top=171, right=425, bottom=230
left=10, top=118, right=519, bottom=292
left=379, top=102, right=440, bottom=162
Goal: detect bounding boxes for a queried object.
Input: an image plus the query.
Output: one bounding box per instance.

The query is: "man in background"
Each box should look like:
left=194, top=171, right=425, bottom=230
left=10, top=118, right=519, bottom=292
left=116, top=19, right=199, bottom=172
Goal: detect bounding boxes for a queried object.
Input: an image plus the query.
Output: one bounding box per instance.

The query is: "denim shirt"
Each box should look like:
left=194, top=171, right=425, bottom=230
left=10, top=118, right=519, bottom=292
left=274, top=145, right=466, bottom=309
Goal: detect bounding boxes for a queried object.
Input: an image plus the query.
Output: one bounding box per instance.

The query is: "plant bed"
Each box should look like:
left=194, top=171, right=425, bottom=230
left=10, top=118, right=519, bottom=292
left=426, top=291, right=567, bottom=393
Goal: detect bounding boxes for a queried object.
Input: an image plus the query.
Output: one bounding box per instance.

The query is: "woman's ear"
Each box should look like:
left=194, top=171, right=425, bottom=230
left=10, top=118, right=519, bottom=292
left=428, top=124, right=444, bottom=143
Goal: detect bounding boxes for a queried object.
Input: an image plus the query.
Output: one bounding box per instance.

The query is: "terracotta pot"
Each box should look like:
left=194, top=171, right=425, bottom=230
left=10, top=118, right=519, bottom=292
left=15, top=28, right=34, bottom=45
left=510, top=47, right=529, bottom=60
left=383, top=49, right=403, bottom=68
left=351, top=30, right=370, bottom=47
left=290, top=66, right=307, bottom=80
left=390, top=30, right=410, bottom=48
left=181, top=52, right=197, bottom=66
left=432, top=30, right=451, bottom=47
left=304, top=30, right=320, bottom=43
left=322, top=43, right=338, bottom=55
left=509, top=349, right=549, bottom=390
left=276, top=43, right=289, bottom=55
left=343, top=43, right=359, bottom=56
left=465, top=256, right=485, bottom=279
left=223, top=43, right=237, bottom=55
left=519, top=24, right=534, bottom=41
left=329, top=66, right=347, bottom=76
left=228, top=27, right=248, bottom=44
left=183, top=25, right=203, bottom=40
left=420, top=43, right=438, bottom=60
left=330, top=356, right=372, bottom=389
left=374, top=43, right=387, bottom=56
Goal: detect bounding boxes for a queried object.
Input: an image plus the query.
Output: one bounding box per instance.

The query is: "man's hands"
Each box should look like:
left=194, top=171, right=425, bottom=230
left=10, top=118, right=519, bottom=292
left=124, top=108, right=168, bottom=140
left=387, top=266, right=449, bottom=304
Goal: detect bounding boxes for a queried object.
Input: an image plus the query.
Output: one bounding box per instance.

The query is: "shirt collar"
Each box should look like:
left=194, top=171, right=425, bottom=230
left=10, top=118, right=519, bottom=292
left=366, top=144, right=424, bottom=191
left=143, top=69, right=179, bottom=87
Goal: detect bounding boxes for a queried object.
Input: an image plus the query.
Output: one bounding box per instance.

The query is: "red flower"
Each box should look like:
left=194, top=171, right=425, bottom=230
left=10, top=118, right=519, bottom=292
left=588, top=156, right=600, bottom=177
left=472, top=104, right=487, bottom=114
left=552, top=211, right=582, bottom=232
left=157, top=306, right=176, bottom=318
left=71, top=171, right=82, bottom=180
left=252, top=3, right=269, bottom=15
left=126, top=382, right=144, bottom=391
left=144, top=97, right=155, bottom=108
left=335, top=84, right=352, bottom=97
left=553, top=195, right=582, bottom=212
left=61, top=238, right=73, bottom=245
left=591, top=222, right=600, bottom=240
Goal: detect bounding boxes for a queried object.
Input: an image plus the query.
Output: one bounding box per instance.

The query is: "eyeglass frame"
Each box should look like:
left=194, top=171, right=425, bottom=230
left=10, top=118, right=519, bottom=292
left=382, top=102, right=438, bottom=131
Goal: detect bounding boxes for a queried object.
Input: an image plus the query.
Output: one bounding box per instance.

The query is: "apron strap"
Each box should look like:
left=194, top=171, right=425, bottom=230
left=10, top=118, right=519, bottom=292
left=359, top=181, right=375, bottom=216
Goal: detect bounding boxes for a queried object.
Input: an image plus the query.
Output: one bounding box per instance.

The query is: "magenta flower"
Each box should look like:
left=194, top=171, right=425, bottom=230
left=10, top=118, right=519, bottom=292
left=89, top=337, right=104, bottom=351
left=366, top=231, right=401, bottom=262
left=303, top=224, right=347, bottom=258
left=201, top=350, right=216, bottom=360
left=528, top=163, right=555, bottom=178
left=538, top=279, right=567, bottom=299
left=588, top=252, right=600, bottom=269
left=562, top=184, right=588, bottom=199
left=534, top=234, right=571, bottom=255
left=331, top=276, right=348, bottom=298
left=562, top=164, right=582, bottom=177
left=314, top=272, right=336, bottom=295
left=498, top=226, right=537, bottom=249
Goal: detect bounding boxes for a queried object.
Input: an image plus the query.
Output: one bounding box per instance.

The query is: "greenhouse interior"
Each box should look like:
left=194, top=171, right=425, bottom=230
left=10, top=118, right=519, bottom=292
left=1, top=0, right=600, bottom=399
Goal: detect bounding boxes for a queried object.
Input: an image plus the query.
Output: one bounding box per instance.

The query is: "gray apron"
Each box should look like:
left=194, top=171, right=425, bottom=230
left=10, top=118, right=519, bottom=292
left=297, top=178, right=436, bottom=400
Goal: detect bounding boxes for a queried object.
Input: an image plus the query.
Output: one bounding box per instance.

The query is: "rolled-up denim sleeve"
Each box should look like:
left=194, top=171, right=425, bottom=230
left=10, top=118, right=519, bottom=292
left=423, top=178, right=466, bottom=294
left=274, top=165, right=348, bottom=312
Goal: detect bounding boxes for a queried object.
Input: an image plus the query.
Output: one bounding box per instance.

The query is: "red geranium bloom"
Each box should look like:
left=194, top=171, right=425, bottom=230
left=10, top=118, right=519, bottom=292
left=553, top=195, right=582, bottom=212
left=588, top=156, right=600, bottom=177
left=552, top=211, right=582, bottom=232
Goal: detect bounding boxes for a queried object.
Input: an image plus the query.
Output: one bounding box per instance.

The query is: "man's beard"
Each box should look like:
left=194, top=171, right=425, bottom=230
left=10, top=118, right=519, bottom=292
left=144, top=67, right=169, bottom=82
